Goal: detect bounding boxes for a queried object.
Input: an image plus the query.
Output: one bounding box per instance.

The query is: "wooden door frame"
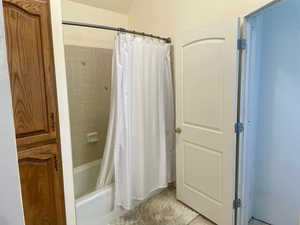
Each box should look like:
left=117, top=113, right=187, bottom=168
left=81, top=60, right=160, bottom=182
left=49, top=1, right=77, bottom=225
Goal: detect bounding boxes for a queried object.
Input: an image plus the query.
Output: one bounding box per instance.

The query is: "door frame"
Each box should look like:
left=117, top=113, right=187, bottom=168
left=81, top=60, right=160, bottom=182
left=236, top=1, right=283, bottom=225
left=235, top=18, right=251, bottom=225
left=49, top=1, right=77, bottom=225
left=234, top=20, right=246, bottom=225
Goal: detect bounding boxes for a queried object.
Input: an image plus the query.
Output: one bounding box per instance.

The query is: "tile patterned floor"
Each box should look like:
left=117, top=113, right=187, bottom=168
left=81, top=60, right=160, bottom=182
left=190, top=217, right=268, bottom=225
left=111, top=187, right=267, bottom=225
left=111, top=188, right=215, bottom=225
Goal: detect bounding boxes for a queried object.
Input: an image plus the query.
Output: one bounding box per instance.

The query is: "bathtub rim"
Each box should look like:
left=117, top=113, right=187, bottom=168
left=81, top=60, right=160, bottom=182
left=76, top=184, right=113, bottom=207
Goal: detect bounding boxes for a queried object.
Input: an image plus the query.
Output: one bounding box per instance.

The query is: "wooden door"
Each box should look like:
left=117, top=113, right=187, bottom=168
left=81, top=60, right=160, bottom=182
left=3, top=0, right=58, bottom=149
left=18, top=144, right=65, bottom=225
left=2, top=0, right=66, bottom=224
left=175, top=20, right=240, bottom=225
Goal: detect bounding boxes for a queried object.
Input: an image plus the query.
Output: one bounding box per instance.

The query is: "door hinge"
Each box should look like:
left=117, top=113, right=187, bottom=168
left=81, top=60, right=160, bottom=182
left=237, top=39, right=246, bottom=50
left=233, top=198, right=241, bottom=209
left=54, top=156, right=59, bottom=171
left=50, top=112, right=56, bottom=131
left=235, top=122, right=244, bottom=134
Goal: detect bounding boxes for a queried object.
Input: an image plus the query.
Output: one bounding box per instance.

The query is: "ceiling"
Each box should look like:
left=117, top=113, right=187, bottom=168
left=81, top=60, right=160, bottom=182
left=70, top=0, right=134, bottom=14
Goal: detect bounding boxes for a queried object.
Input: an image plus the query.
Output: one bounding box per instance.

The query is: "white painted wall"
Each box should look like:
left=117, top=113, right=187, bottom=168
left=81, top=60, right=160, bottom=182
left=0, top=2, right=24, bottom=225
left=128, top=0, right=274, bottom=38
left=69, top=0, right=133, bottom=14
left=62, top=0, right=128, bottom=49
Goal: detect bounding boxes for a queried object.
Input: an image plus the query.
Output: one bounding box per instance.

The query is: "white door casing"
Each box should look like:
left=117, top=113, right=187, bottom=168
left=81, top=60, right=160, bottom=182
left=175, top=20, right=240, bottom=225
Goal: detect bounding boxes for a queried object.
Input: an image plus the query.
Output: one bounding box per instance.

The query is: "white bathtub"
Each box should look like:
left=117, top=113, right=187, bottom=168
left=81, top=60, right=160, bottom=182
left=74, top=160, right=126, bottom=225
left=73, top=159, right=101, bottom=199
left=76, top=185, right=126, bottom=225
left=73, top=159, right=164, bottom=225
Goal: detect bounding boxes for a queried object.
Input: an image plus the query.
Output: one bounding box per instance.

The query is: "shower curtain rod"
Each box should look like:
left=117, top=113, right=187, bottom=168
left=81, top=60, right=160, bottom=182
left=62, top=21, right=172, bottom=43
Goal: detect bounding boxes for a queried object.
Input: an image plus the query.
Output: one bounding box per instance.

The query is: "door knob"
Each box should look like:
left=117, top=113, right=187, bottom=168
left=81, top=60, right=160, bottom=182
left=175, top=127, right=182, bottom=134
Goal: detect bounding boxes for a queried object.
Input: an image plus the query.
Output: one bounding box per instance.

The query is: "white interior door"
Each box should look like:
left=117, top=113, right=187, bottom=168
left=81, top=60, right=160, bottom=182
left=175, top=20, right=240, bottom=225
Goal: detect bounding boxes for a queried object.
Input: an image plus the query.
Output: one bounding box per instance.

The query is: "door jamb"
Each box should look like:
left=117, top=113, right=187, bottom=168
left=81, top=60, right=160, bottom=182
left=49, top=1, right=77, bottom=225
left=234, top=20, right=246, bottom=225
left=235, top=2, right=283, bottom=224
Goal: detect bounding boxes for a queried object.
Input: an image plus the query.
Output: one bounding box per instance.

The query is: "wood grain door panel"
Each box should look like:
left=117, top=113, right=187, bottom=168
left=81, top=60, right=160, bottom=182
left=18, top=144, right=65, bottom=225
left=3, top=0, right=57, bottom=148
left=2, top=0, right=66, bottom=224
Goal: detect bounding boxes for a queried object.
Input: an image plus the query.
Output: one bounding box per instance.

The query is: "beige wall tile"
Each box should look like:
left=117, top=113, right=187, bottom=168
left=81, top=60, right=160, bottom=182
left=65, top=45, right=112, bottom=167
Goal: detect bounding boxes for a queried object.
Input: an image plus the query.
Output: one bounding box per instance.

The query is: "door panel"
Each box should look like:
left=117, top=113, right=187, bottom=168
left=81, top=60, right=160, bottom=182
left=176, top=20, right=240, bottom=225
left=18, top=144, right=65, bottom=225
left=3, top=0, right=57, bottom=148
left=183, top=38, right=224, bottom=131
left=184, top=142, right=222, bottom=202
left=2, top=0, right=66, bottom=224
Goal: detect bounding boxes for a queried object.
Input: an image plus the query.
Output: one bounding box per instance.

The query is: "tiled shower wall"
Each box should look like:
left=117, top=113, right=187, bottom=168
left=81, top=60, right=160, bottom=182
left=65, top=45, right=112, bottom=167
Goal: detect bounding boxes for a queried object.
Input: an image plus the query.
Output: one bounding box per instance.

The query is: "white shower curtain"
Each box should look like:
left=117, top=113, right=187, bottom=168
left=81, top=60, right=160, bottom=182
left=97, top=33, right=175, bottom=210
